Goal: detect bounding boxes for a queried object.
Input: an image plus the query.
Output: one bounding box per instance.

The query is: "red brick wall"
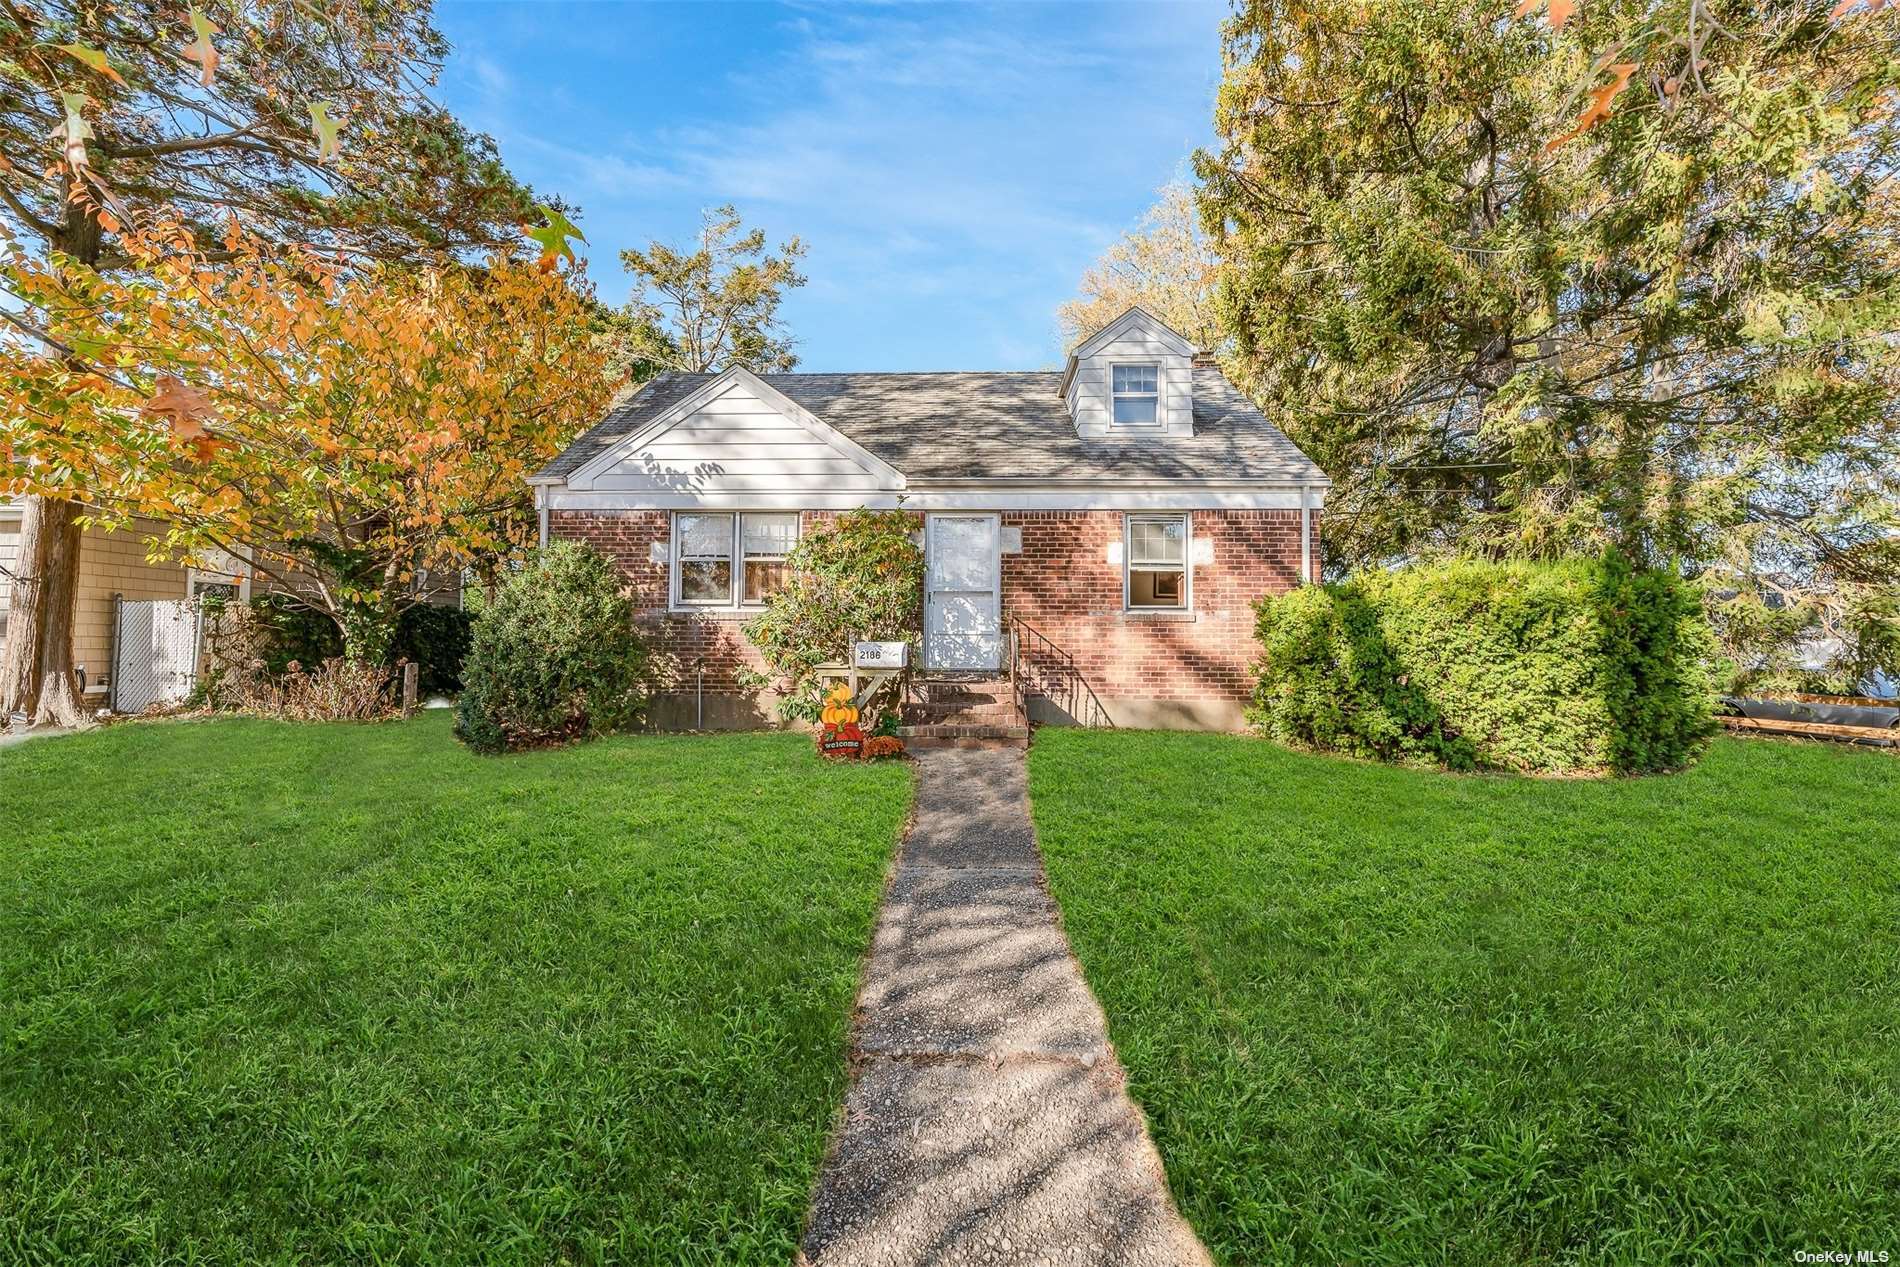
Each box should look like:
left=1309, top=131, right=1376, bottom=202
left=550, top=506, right=1316, bottom=710
left=1000, top=510, right=1311, bottom=706
left=549, top=510, right=776, bottom=694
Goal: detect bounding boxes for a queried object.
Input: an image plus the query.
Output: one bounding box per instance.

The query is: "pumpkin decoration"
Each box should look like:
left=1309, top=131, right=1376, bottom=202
left=817, top=683, right=865, bottom=759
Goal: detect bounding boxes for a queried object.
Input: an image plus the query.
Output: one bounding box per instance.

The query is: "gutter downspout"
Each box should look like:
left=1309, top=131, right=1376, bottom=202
left=536, top=486, right=549, bottom=553
left=1300, top=486, right=1312, bottom=585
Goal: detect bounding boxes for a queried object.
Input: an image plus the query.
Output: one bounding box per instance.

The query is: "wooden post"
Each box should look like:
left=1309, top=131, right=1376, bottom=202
left=402, top=661, right=419, bottom=717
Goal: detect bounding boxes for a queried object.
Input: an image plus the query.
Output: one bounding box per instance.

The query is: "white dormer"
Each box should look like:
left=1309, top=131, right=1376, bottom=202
left=1058, top=306, right=1197, bottom=439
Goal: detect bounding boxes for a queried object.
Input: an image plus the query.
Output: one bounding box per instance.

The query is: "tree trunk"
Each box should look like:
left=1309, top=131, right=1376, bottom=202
left=0, top=496, right=89, bottom=728
left=3, top=165, right=103, bottom=729
left=0, top=504, right=48, bottom=719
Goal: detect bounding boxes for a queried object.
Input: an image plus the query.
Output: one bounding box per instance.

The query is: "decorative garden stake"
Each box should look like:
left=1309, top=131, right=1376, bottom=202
left=817, top=684, right=864, bottom=760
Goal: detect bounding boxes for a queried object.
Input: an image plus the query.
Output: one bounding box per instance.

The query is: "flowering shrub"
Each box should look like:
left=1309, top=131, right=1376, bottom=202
left=744, top=510, right=923, bottom=723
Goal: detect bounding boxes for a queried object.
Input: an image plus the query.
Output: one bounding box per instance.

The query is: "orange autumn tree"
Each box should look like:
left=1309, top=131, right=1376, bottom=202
left=0, top=218, right=618, bottom=669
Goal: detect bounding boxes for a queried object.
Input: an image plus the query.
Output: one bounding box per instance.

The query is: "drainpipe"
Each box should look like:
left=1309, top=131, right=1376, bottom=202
left=1300, top=486, right=1312, bottom=585
left=536, top=486, right=549, bottom=552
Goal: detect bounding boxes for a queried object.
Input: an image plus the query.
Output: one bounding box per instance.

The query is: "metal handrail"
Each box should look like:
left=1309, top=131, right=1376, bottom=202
left=1007, top=614, right=1114, bottom=729
left=1005, top=630, right=1025, bottom=723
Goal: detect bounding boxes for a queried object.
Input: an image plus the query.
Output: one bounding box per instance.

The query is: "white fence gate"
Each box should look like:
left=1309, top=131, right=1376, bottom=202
left=111, top=597, right=201, bottom=713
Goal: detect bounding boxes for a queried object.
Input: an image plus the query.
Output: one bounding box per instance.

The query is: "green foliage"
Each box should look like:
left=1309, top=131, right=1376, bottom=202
left=743, top=511, right=924, bottom=724
left=1251, top=556, right=1715, bottom=773
left=247, top=594, right=345, bottom=676
left=1709, top=579, right=1900, bottom=698
left=618, top=204, right=808, bottom=373
left=227, top=595, right=470, bottom=696
left=453, top=543, right=647, bottom=753
left=1030, top=728, right=1900, bottom=1263
left=1198, top=0, right=1900, bottom=686
left=390, top=604, right=475, bottom=697
left=0, top=713, right=910, bottom=1260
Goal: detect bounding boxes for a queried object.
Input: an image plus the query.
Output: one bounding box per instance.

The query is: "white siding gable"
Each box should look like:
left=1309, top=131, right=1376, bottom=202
left=1062, top=307, right=1196, bottom=440
left=566, top=369, right=904, bottom=502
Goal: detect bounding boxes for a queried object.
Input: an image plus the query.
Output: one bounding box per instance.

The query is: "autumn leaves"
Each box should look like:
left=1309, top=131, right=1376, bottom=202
left=0, top=215, right=615, bottom=650
left=140, top=376, right=221, bottom=462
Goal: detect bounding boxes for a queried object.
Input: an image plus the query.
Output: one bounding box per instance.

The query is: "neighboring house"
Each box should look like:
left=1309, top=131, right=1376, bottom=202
left=530, top=307, right=1329, bottom=731
left=0, top=500, right=249, bottom=710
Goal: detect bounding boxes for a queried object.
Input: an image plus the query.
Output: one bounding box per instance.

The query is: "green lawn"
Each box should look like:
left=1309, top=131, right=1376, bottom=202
left=1029, top=732, right=1900, bottom=1265
left=0, top=714, right=910, bottom=1265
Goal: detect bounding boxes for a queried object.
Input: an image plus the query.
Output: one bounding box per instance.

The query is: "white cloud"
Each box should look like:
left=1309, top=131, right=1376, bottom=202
left=437, top=1, right=1223, bottom=368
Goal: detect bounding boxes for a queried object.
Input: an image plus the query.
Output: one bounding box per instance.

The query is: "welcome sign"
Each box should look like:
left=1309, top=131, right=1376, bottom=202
left=818, top=683, right=864, bottom=759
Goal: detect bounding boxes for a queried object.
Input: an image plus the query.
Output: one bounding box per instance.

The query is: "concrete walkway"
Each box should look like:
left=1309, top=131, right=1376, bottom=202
left=803, top=747, right=1210, bottom=1267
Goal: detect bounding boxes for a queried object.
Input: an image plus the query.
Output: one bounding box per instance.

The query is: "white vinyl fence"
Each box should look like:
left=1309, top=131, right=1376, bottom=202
left=111, top=597, right=201, bottom=714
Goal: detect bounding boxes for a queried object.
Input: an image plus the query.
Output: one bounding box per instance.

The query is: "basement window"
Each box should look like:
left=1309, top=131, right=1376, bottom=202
left=673, top=512, right=799, bottom=609
left=1111, top=363, right=1160, bottom=428
left=1126, top=513, right=1188, bottom=610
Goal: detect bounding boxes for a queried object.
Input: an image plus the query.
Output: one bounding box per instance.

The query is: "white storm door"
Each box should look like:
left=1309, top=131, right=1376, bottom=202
left=925, top=514, right=1002, bottom=671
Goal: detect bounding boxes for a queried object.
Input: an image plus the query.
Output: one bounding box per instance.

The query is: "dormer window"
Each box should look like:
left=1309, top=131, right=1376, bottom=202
left=1111, top=364, right=1159, bottom=428
left=1061, top=308, right=1196, bottom=437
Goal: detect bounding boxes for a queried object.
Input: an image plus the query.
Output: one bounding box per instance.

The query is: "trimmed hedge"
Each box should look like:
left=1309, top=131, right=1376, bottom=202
left=454, top=543, right=647, bottom=754
left=1251, top=555, right=1716, bottom=774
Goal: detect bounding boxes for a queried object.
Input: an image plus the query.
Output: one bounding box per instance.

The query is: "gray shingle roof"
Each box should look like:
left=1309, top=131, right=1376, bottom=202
left=535, top=368, right=1326, bottom=485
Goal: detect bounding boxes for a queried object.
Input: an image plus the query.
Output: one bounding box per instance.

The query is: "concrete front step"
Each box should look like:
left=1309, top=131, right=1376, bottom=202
left=900, top=705, right=1022, bottom=726
left=900, top=724, right=1030, bottom=749
left=912, top=677, right=1011, bottom=702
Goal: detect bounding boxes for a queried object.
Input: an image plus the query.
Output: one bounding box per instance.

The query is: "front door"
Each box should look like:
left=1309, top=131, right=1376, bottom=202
left=925, top=513, right=1001, bottom=671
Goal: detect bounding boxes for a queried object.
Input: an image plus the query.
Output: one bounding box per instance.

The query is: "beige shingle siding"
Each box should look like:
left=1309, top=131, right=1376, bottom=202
left=74, top=521, right=189, bottom=687
left=0, top=517, right=19, bottom=641
left=0, top=513, right=187, bottom=693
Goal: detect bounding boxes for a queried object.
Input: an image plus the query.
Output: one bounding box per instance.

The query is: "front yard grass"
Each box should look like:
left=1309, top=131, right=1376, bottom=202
left=0, top=713, right=910, bottom=1264
left=1029, top=732, right=1900, bottom=1265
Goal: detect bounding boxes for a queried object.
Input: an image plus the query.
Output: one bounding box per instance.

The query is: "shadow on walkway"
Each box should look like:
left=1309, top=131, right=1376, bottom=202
left=802, top=747, right=1210, bottom=1266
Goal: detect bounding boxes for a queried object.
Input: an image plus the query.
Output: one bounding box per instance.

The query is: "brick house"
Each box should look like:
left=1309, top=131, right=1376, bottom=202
left=529, top=308, right=1328, bottom=732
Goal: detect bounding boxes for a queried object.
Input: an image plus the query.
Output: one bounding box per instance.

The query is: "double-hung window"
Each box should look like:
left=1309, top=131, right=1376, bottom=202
left=1111, top=363, right=1160, bottom=428
left=741, top=512, right=798, bottom=603
left=1126, top=513, right=1189, bottom=610
left=673, top=512, right=798, bottom=609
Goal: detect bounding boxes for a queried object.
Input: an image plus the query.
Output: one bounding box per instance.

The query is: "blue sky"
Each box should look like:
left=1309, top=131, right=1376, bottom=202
left=433, top=1, right=1225, bottom=371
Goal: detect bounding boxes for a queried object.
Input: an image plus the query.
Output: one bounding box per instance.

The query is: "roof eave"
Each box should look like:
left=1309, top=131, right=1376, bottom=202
left=910, top=474, right=1331, bottom=489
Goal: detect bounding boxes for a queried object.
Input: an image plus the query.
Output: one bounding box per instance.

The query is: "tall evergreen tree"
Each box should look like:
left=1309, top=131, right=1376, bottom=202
left=1197, top=0, right=1899, bottom=689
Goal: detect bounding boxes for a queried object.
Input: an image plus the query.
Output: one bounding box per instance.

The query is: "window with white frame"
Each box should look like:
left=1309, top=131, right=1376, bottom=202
left=741, top=512, right=798, bottom=603
left=1125, top=513, right=1188, bottom=609
left=1111, top=363, right=1160, bottom=427
left=673, top=512, right=799, bottom=608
